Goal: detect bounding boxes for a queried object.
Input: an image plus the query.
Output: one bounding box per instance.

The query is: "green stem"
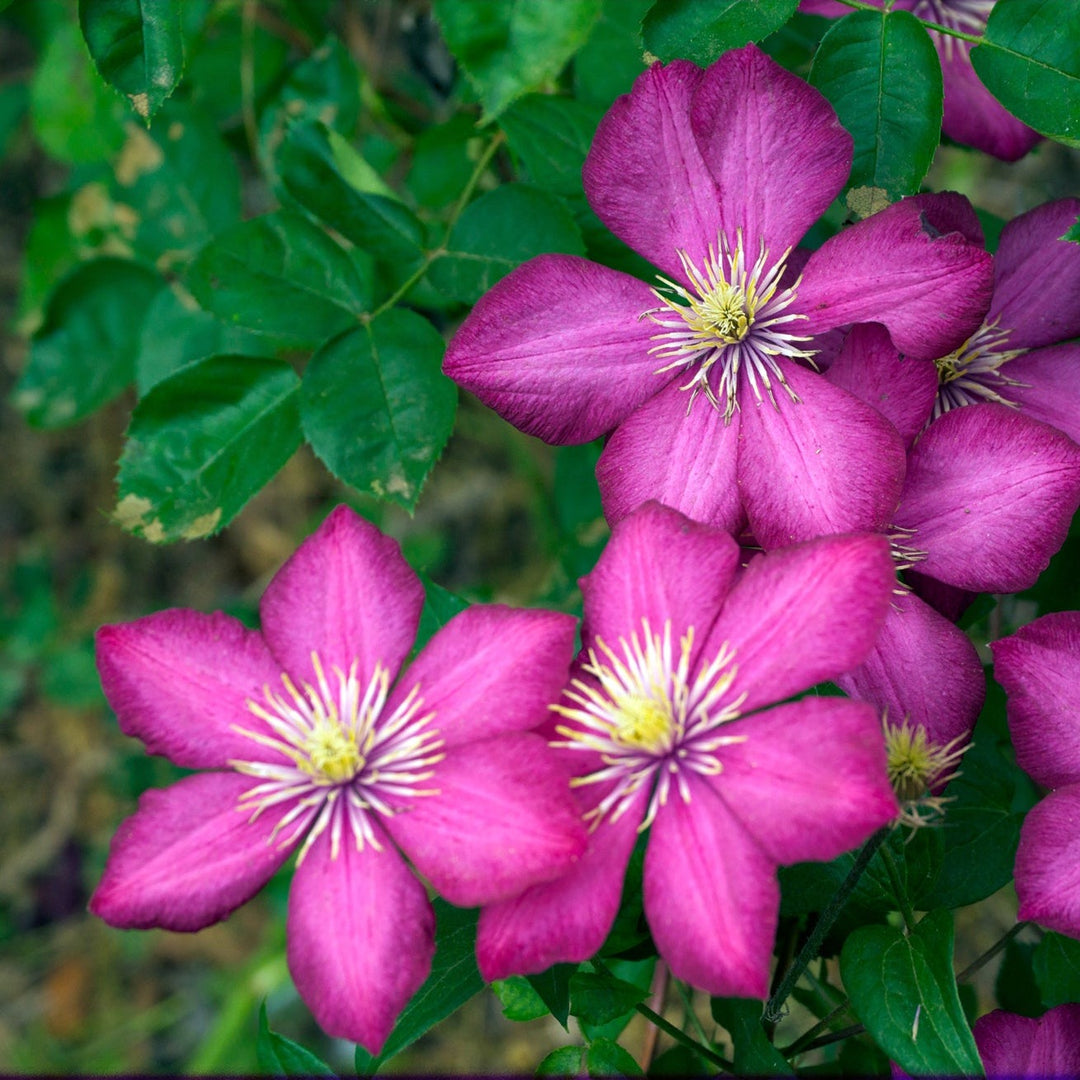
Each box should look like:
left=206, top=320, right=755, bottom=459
left=826, top=0, right=984, bottom=45
left=764, top=827, right=888, bottom=1022
left=957, top=921, right=1032, bottom=983
left=879, top=843, right=917, bottom=933
left=780, top=999, right=853, bottom=1059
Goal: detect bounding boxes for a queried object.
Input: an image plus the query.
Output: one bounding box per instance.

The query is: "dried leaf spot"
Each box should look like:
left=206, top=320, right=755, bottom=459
left=846, top=186, right=891, bottom=220
left=115, top=125, right=164, bottom=186
left=113, top=494, right=154, bottom=532
left=128, top=92, right=150, bottom=119
left=181, top=509, right=223, bottom=540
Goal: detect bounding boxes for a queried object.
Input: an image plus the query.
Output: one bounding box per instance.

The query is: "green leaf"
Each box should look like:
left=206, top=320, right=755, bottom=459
left=115, top=354, right=302, bottom=543
left=970, top=0, right=1080, bottom=148
left=841, top=909, right=983, bottom=1076
left=810, top=9, right=943, bottom=200
left=643, top=0, right=799, bottom=65
left=528, top=964, right=578, bottom=1029
left=432, top=0, right=603, bottom=120
left=501, top=94, right=602, bottom=198
left=493, top=975, right=550, bottom=1022
left=429, top=183, right=584, bottom=305
left=414, top=575, right=469, bottom=652
left=405, top=114, right=480, bottom=209
left=585, top=1036, right=644, bottom=1076
left=1061, top=213, right=1080, bottom=244
left=537, top=1045, right=586, bottom=1075
left=13, top=258, right=164, bottom=429
left=255, top=1002, right=335, bottom=1076
left=355, top=899, right=483, bottom=1072
left=277, top=121, right=425, bottom=278
left=1033, top=931, right=1080, bottom=1007
left=710, top=998, right=793, bottom=1076
left=574, top=0, right=651, bottom=107
left=300, top=310, right=456, bottom=511
left=79, top=0, right=184, bottom=122
left=569, top=971, right=648, bottom=1027
left=996, top=938, right=1043, bottom=1018
left=187, top=210, right=372, bottom=347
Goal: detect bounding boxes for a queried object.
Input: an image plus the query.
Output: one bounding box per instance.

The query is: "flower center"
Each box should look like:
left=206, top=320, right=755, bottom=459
left=230, top=652, right=444, bottom=860
left=552, top=620, right=747, bottom=831
left=932, top=319, right=1027, bottom=422
left=644, top=230, right=813, bottom=422
left=883, top=714, right=968, bottom=829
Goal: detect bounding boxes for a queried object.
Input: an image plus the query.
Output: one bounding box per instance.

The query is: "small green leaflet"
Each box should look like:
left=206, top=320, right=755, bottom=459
left=255, top=1002, right=334, bottom=1076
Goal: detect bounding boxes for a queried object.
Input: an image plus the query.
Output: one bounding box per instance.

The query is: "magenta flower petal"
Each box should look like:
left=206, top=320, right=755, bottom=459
left=1005, top=344, right=1080, bottom=445
left=906, top=570, right=977, bottom=624
left=580, top=502, right=739, bottom=663
left=388, top=605, right=575, bottom=750
left=89, top=772, right=298, bottom=931
left=442, top=254, right=663, bottom=443
left=737, top=359, right=906, bottom=547
left=895, top=404, right=1080, bottom=593
left=259, top=505, right=423, bottom=691
left=991, top=612, right=1080, bottom=790
left=824, top=324, right=938, bottom=445
left=990, top=199, right=1080, bottom=350
left=797, top=196, right=994, bottom=359
left=1015, top=784, right=1080, bottom=939
left=95, top=610, right=286, bottom=770
left=644, top=772, right=777, bottom=998
left=690, top=44, right=852, bottom=256
left=475, top=785, right=646, bottom=981
left=710, top=697, right=896, bottom=865
left=975, top=1004, right=1080, bottom=1078
left=384, top=734, right=586, bottom=907
left=839, top=590, right=984, bottom=749
left=703, top=532, right=894, bottom=712
left=286, top=822, right=435, bottom=1054
left=907, top=191, right=986, bottom=246
left=597, top=380, right=745, bottom=534
left=583, top=60, right=722, bottom=282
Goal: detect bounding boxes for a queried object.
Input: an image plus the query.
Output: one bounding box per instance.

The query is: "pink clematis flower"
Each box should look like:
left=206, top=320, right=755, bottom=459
left=799, top=0, right=1041, bottom=160
left=991, top=613, right=1080, bottom=940
left=476, top=503, right=899, bottom=996
left=90, top=506, right=586, bottom=1053
left=444, top=45, right=992, bottom=550
left=974, top=1005, right=1080, bottom=1078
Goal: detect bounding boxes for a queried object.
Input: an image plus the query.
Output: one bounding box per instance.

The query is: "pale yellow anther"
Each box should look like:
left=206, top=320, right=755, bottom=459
left=614, top=695, right=674, bottom=753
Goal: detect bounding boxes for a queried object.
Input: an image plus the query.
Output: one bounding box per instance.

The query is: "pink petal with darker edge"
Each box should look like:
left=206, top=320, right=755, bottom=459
left=738, top=359, right=906, bottom=548
left=709, top=697, right=897, bottom=865
left=1015, top=784, right=1080, bottom=940
left=597, top=380, right=745, bottom=534
left=443, top=254, right=663, bottom=444
left=895, top=404, right=1080, bottom=593
left=797, top=195, right=993, bottom=359
left=90, top=771, right=299, bottom=932
left=691, top=44, right=852, bottom=257
left=991, top=611, right=1080, bottom=790
left=644, top=772, right=777, bottom=998
left=838, top=590, right=984, bottom=749
left=583, top=61, right=722, bottom=283
left=95, top=610, right=286, bottom=770
left=259, top=505, right=423, bottom=693
left=384, top=734, right=586, bottom=908
left=701, top=532, right=894, bottom=713
left=286, top=820, right=434, bottom=1055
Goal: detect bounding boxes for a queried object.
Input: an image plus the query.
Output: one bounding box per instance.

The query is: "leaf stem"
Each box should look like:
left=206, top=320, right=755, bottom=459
left=826, top=0, right=984, bottom=44
left=957, top=921, right=1032, bottom=983
left=879, top=843, right=917, bottom=933
left=764, top=827, right=889, bottom=1022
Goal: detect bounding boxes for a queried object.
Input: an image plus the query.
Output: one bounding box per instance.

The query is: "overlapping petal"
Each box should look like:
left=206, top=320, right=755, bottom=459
left=260, top=505, right=423, bottom=691
left=975, top=1005, right=1080, bottom=1077
left=286, top=823, right=435, bottom=1054
left=95, top=610, right=286, bottom=769
left=442, top=254, right=663, bottom=443
left=1015, top=785, right=1080, bottom=940
left=1005, top=344, right=1080, bottom=445
left=702, top=532, right=894, bottom=712
left=90, top=772, right=299, bottom=932
left=644, top=773, right=777, bottom=999
left=709, top=697, right=896, bottom=865
left=737, top=359, right=906, bottom=547
left=384, top=734, right=585, bottom=907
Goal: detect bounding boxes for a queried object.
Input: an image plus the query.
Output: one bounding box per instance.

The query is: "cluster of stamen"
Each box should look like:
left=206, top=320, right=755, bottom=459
left=911, top=0, right=995, bottom=59
left=551, top=620, right=747, bottom=831
left=643, top=231, right=814, bottom=421
left=230, top=653, right=444, bottom=862
left=883, top=712, right=969, bottom=830
left=932, top=319, right=1027, bottom=420
left=888, top=526, right=929, bottom=595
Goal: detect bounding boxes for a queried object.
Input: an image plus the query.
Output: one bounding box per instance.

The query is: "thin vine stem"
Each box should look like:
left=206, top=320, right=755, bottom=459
left=957, top=921, right=1033, bottom=983
left=826, top=0, right=985, bottom=45
left=879, top=842, right=917, bottom=933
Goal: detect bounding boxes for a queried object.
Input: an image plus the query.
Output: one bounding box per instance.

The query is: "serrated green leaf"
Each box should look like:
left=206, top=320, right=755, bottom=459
left=187, top=210, right=371, bottom=347
left=841, top=909, right=983, bottom=1076
left=405, top=114, right=479, bottom=209
left=1033, top=931, right=1080, bottom=1007
left=528, top=964, right=578, bottom=1029
left=585, top=1036, right=643, bottom=1076
left=574, top=0, right=651, bottom=107
left=493, top=975, right=551, bottom=1022
left=433, top=0, right=603, bottom=120
left=710, top=998, right=793, bottom=1076
left=643, top=0, right=799, bottom=65
left=429, top=183, right=584, bottom=305
left=970, top=0, right=1080, bottom=148
left=300, top=310, right=456, bottom=511
left=537, top=1045, right=586, bottom=1075
left=13, top=258, right=163, bottom=429
left=116, top=354, right=302, bottom=543
left=255, top=1002, right=335, bottom=1076
left=355, top=899, right=483, bottom=1073
left=569, top=971, right=648, bottom=1027
left=78, top=0, right=184, bottom=122
left=276, top=121, right=425, bottom=279
left=810, top=9, right=942, bottom=200
left=501, top=94, right=601, bottom=198
left=414, top=575, right=469, bottom=652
